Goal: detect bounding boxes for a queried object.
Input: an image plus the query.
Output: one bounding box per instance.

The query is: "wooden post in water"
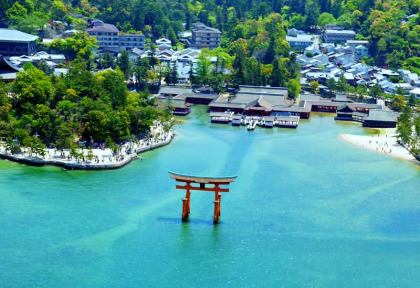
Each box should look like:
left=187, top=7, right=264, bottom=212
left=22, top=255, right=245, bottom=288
left=182, top=181, right=191, bottom=221
left=169, top=172, right=237, bottom=224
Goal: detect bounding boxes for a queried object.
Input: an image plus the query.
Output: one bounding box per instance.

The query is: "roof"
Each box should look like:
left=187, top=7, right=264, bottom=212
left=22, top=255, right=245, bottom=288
left=192, top=23, right=221, bottom=34
left=210, top=112, right=232, bottom=118
left=325, top=29, right=356, bottom=35
left=157, top=98, right=188, bottom=109
left=238, top=85, right=288, bottom=95
left=286, top=35, right=313, bottom=42
left=337, top=104, right=355, bottom=113
left=0, top=29, right=39, bottom=42
left=300, top=94, right=321, bottom=101
left=169, top=171, right=237, bottom=183
left=365, top=110, right=397, bottom=123
left=120, top=33, right=144, bottom=37
left=346, top=40, right=369, bottom=44
left=181, top=93, right=218, bottom=100
left=86, top=23, right=119, bottom=33
left=159, top=86, right=193, bottom=95
left=333, top=94, right=351, bottom=102
left=410, top=87, right=420, bottom=95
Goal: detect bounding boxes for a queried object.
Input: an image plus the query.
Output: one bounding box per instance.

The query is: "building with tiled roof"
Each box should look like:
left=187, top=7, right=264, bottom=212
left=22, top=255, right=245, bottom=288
left=86, top=19, right=145, bottom=52
left=0, top=29, right=39, bottom=56
left=191, top=23, right=221, bottom=49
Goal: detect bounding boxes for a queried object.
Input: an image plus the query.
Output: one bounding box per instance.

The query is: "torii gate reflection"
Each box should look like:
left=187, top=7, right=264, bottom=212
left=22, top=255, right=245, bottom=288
left=169, top=171, right=237, bottom=223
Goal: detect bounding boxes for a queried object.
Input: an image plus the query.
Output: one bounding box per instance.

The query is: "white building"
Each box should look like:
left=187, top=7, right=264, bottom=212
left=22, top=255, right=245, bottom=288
left=286, top=34, right=313, bottom=50
left=409, top=87, right=420, bottom=99
left=322, top=29, right=356, bottom=43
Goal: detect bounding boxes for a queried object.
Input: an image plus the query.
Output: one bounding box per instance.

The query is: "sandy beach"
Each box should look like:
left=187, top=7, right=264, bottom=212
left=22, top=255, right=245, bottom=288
left=340, top=128, right=417, bottom=162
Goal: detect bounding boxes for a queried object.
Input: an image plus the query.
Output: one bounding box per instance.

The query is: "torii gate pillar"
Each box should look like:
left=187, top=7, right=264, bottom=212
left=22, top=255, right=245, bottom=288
left=169, top=172, right=237, bottom=224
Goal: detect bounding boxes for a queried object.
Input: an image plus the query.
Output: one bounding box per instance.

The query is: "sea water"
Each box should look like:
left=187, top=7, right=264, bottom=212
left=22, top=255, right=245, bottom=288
left=1, top=106, right=419, bottom=287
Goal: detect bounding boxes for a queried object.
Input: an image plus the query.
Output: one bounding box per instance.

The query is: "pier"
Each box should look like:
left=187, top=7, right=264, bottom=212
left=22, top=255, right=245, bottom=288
left=211, top=112, right=299, bottom=130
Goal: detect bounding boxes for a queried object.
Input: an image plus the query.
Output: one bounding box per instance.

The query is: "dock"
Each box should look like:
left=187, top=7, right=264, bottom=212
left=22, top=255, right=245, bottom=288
left=211, top=113, right=299, bottom=130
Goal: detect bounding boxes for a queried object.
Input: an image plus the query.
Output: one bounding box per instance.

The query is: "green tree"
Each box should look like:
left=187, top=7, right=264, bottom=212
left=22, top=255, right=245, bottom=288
left=337, top=75, right=348, bottom=93
left=6, top=2, right=28, bottom=23
left=326, top=78, right=337, bottom=91
left=390, top=95, right=406, bottom=112
left=305, top=0, right=320, bottom=28
left=196, top=51, right=212, bottom=85
left=84, top=110, right=108, bottom=142
left=118, top=50, right=132, bottom=80
left=369, top=84, right=382, bottom=99
left=49, top=32, right=98, bottom=63
left=318, top=13, right=336, bottom=27
left=288, top=79, right=301, bottom=99
left=13, top=68, right=53, bottom=113
left=51, top=0, right=69, bottom=20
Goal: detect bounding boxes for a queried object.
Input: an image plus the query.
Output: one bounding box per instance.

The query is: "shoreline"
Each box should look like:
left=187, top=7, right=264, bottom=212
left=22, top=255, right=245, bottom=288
left=339, top=128, right=419, bottom=165
left=0, top=131, right=174, bottom=171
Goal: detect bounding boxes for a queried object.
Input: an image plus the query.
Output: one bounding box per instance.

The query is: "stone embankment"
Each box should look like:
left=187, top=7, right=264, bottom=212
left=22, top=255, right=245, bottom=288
left=0, top=131, right=174, bottom=170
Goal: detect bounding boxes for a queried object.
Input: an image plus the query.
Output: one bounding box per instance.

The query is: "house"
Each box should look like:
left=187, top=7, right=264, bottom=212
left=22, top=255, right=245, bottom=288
left=409, top=87, right=420, bottom=99
left=351, top=63, right=370, bottom=74
left=287, top=28, right=307, bottom=37
left=0, top=28, right=38, bottom=56
left=175, top=48, right=201, bottom=63
left=403, top=73, right=419, bottom=85
left=389, top=83, right=414, bottom=93
left=325, top=24, right=344, bottom=30
left=355, top=45, right=370, bottom=58
left=322, top=29, right=356, bottom=43
left=346, top=40, right=369, bottom=47
left=335, top=45, right=354, bottom=54
left=63, top=29, right=80, bottom=37
left=191, top=23, right=221, bottom=49
left=286, top=34, right=313, bottom=50
left=178, top=31, right=192, bottom=42
left=335, top=54, right=355, bottom=66
left=157, top=43, right=172, bottom=51
left=297, top=54, right=329, bottom=66
left=343, top=72, right=356, bottom=86
left=156, top=38, right=172, bottom=46
left=321, top=43, right=335, bottom=53
left=128, top=48, right=144, bottom=62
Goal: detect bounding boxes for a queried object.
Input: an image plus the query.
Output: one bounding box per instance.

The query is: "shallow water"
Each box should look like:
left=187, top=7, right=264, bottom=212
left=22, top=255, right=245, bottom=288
left=1, top=106, right=419, bottom=287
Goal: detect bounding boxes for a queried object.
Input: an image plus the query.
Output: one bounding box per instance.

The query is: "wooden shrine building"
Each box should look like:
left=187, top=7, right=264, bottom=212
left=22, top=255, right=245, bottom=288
left=169, top=171, right=237, bottom=223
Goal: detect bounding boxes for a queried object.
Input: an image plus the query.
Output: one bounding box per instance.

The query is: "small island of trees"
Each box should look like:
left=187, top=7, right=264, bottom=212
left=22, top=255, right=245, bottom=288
left=0, top=57, right=172, bottom=157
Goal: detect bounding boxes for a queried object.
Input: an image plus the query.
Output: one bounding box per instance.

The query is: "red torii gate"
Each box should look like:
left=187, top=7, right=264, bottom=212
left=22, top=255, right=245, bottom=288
left=169, top=171, right=237, bottom=223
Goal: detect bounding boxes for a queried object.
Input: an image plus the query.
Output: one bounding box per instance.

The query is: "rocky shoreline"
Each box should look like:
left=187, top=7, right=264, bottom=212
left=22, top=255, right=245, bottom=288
left=0, top=132, right=174, bottom=170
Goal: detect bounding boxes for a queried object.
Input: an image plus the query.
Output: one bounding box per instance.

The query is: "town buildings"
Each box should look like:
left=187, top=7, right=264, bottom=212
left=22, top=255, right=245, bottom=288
left=86, top=19, right=145, bottom=53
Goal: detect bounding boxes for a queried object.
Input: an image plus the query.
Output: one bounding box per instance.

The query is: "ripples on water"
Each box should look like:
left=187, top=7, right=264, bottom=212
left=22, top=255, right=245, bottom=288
left=0, top=106, right=419, bottom=287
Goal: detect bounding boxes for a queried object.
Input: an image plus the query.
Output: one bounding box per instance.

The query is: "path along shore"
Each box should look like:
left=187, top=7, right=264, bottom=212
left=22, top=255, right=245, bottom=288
left=0, top=126, right=174, bottom=170
left=339, top=128, right=419, bottom=165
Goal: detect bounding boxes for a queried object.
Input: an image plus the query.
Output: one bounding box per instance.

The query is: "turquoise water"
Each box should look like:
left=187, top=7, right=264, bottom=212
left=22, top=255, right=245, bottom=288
left=1, top=106, right=419, bottom=287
